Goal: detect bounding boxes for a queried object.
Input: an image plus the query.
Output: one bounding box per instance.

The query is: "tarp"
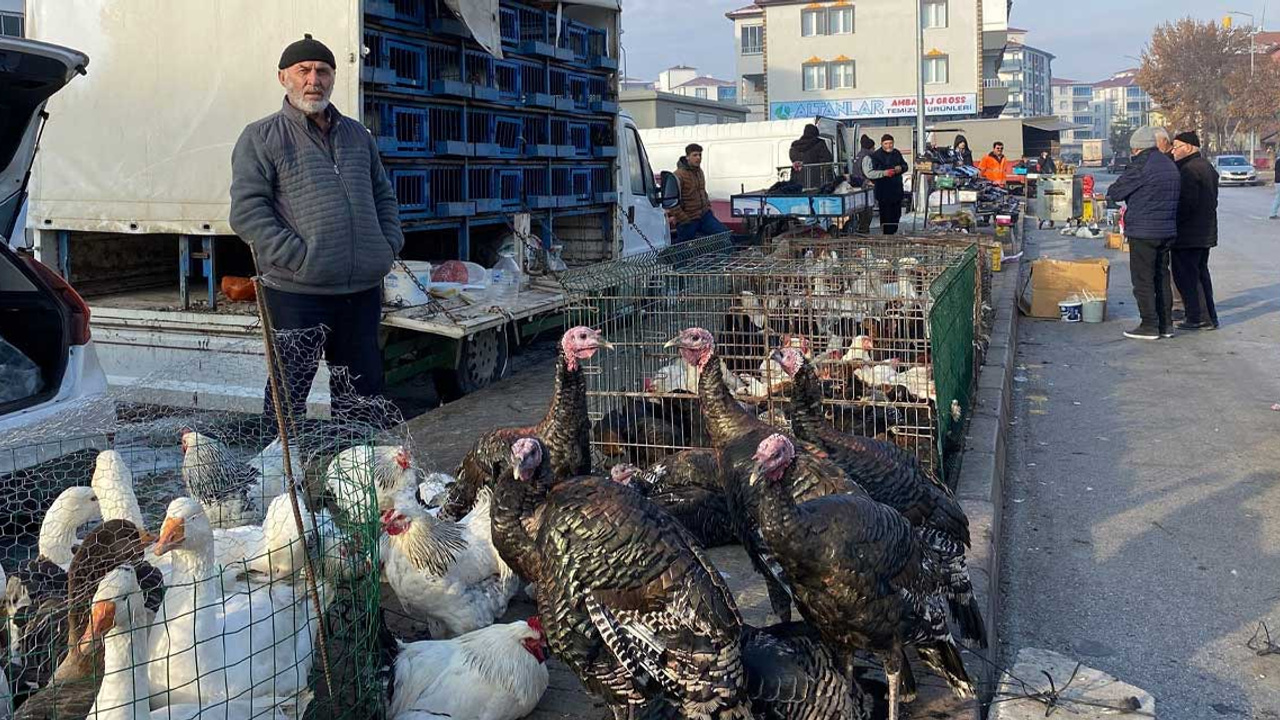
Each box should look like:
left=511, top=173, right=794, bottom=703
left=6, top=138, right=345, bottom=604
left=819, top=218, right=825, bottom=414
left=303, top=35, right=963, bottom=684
left=445, top=0, right=503, bottom=59
left=1022, top=117, right=1085, bottom=133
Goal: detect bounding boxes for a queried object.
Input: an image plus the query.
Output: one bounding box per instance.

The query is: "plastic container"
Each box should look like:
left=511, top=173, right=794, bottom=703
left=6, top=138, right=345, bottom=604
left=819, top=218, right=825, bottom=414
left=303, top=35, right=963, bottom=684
left=488, top=253, right=521, bottom=304
left=1058, top=299, right=1083, bottom=323
left=383, top=261, right=432, bottom=307
left=460, top=261, right=489, bottom=287
left=546, top=244, right=568, bottom=272
left=1081, top=298, right=1106, bottom=323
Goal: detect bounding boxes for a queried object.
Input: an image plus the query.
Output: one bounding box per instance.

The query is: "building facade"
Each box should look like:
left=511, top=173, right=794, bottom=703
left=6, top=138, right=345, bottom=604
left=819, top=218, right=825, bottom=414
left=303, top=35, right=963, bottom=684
left=1050, top=78, right=1096, bottom=157
left=657, top=65, right=740, bottom=105
left=998, top=28, right=1053, bottom=117
left=1091, top=68, right=1156, bottom=155
left=620, top=90, right=751, bottom=129
left=0, top=0, right=23, bottom=37
left=728, top=0, right=1014, bottom=127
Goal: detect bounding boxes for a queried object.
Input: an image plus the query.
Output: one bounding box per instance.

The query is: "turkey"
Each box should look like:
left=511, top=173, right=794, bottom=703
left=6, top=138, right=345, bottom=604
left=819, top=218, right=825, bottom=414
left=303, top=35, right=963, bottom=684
left=180, top=429, right=267, bottom=528
left=380, top=486, right=520, bottom=638
left=496, top=437, right=751, bottom=719
left=663, top=327, right=867, bottom=621
left=772, top=348, right=986, bottom=647
left=637, top=621, right=888, bottom=720
left=385, top=618, right=549, bottom=720
left=749, top=434, right=974, bottom=720
left=439, top=326, right=612, bottom=521
left=609, top=449, right=735, bottom=548
left=324, top=444, right=418, bottom=517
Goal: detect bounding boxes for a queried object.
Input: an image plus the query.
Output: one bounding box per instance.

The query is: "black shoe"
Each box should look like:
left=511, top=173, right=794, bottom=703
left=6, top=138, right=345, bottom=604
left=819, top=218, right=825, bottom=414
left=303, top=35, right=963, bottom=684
left=1159, top=327, right=1175, bottom=338
left=1176, top=320, right=1212, bottom=331
left=1124, top=325, right=1160, bottom=340
left=1172, top=309, right=1186, bottom=322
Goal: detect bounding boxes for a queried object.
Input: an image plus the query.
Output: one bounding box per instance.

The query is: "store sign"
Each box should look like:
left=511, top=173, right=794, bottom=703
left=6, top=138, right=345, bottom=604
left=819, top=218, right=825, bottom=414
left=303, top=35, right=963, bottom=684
left=770, top=93, right=978, bottom=121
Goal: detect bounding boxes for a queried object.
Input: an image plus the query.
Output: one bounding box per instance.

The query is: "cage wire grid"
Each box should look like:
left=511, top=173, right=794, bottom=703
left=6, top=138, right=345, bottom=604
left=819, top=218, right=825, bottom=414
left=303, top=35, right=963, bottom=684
left=562, top=233, right=981, bottom=481
left=0, top=325, right=407, bottom=719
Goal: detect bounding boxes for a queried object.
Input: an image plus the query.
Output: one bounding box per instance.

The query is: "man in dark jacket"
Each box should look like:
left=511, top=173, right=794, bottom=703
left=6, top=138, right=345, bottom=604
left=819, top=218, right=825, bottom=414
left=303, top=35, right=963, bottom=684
left=231, top=35, right=404, bottom=421
left=864, top=134, right=909, bottom=235
left=1170, top=131, right=1219, bottom=330
left=789, top=124, right=834, bottom=189
left=670, top=143, right=727, bottom=243
left=1107, top=126, right=1182, bottom=340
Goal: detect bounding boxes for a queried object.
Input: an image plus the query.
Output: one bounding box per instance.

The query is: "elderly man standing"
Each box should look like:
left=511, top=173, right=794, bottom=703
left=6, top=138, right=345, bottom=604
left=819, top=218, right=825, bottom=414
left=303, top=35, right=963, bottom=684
left=1170, top=131, right=1219, bottom=330
left=230, top=34, right=404, bottom=420
left=863, top=134, right=909, bottom=235
left=1107, top=126, right=1181, bottom=340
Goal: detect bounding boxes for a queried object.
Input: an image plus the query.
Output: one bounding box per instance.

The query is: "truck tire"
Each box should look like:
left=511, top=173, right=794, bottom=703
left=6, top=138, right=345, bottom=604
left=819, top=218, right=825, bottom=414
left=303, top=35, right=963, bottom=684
left=438, top=327, right=510, bottom=399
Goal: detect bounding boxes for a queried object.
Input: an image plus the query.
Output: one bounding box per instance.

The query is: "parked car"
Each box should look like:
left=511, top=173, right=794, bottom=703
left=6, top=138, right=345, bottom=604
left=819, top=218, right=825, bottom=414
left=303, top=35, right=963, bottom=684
left=1213, top=155, right=1261, bottom=186
left=0, top=37, right=109, bottom=454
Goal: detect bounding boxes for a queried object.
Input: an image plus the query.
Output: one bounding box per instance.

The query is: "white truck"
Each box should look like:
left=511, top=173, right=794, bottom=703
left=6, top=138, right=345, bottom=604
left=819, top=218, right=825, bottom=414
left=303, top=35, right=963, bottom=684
left=24, top=0, right=677, bottom=411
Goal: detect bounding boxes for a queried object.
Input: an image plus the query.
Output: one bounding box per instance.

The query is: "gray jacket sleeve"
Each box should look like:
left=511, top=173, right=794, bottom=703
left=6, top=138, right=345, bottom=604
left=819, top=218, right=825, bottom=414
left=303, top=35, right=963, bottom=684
left=229, top=128, right=307, bottom=272
left=862, top=155, right=887, bottom=180
left=368, top=132, right=405, bottom=256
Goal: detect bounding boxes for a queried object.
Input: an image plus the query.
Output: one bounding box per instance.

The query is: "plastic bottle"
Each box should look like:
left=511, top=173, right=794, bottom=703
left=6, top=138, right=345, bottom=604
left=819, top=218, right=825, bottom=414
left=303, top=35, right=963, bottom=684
left=489, top=253, right=521, bottom=305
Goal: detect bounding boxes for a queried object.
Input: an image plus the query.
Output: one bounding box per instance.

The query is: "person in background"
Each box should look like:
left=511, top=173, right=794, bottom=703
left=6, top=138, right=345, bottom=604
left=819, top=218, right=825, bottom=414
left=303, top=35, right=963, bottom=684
left=978, top=141, right=1013, bottom=185
left=846, top=134, right=877, bottom=233
left=670, top=143, right=727, bottom=243
left=953, top=135, right=975, bottom=167
left=1269, top=172, right=1280, bottom=220
left=863, top=134, right=909, bottom=235
left=788, top=124, right=834, bottom=189
left=1169, top=131, right=1219, bottom=330
left=1155, top=127, right=1173, bottom=159
left=1035, top=150, right=1057, bottom=175
left=230, top=34, right=403, bottom=422
left=1106, top=126, right=1182, bottom=340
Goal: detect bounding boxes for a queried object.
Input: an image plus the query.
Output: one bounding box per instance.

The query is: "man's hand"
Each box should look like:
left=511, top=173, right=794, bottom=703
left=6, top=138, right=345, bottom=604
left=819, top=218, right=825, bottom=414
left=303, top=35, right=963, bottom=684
left=792, top=161, right=804, bottom=172
left=885, top=169, right=897, bottom=178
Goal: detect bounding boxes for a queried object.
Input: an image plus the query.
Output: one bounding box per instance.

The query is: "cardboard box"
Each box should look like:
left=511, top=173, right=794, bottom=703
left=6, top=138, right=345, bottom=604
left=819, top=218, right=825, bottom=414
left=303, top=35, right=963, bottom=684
left=1106, top=232, right=1123, bottom=250
left=1019, top=258, right=1111, bottom=318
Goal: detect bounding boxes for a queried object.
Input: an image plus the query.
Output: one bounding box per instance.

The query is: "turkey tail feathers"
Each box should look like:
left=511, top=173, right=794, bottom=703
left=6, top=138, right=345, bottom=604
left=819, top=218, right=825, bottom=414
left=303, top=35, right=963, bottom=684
left=949, top=594, right=988, bottom=649
left=914, top=639, right=976, bottom=699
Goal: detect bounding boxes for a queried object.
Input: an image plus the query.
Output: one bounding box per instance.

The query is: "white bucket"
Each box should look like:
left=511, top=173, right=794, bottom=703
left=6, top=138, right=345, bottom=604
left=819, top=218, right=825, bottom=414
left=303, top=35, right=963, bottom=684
left=1058, top=300, right=1083, bottom=323
left=1081, top=298, right=1106, bottom=323
left=384, top=261, right=433, bottom=307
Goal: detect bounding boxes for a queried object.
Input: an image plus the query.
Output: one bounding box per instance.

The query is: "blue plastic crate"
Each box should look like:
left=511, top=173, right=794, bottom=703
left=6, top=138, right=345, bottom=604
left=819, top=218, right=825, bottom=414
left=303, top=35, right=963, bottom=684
left=547, top=117, right=577, bottom=158
left=427, top=105, right=469, bottom=156
left=465, top=49, right=498, bottom=102
left=499, top=6, right=520, bottom=47
left=469, top=110, right=524, bottom=157
left=513, top=3, right=555, bottom=57
left=390, top=168, right=430, bottom=219
left=469, top=166, right=503, bottom=213
left=363, top=31, right=429, bottom=94
left=365, top=0, right=428, bottom=30
left=494, top=59, right=522, bottom=104
left=517, top=58, right=553, bottom=107
left=426, top=3, right=469, bottom=36
left=559, top=19, right=591, bottom=64
left=586, top=27, right=617, bottom=70
left=521, top=115, right=556, bottom=157
left=361, top=30, right=395, bottom=85
left=587, top=75, right=617, bottom=114
left=550, top=69, right=585, bottom=112
left=426, top=41, right=471, bottom=98
left=365, top=98, right=429, bottom=156
left=430, top=166, right=474, bottom=217
left=566, top=121, right=591, bottom=158
left=590, top=121, right=617, bottom=158
left=591, top=164, right=617, bottom=203
left=496, top=168, right=524, bottom=211
left=522, top=166, right=555, bottom=208
left=552, top=165, right=591, bottom=207
left=567, top=72, right=591, bottom=111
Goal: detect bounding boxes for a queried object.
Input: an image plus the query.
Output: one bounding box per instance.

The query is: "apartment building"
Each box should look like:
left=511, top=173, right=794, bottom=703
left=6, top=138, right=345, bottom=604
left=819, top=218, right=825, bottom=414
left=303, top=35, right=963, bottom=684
left=1050, top=78, right=1097, bottom=156
left=1092, top=68, right=1156, bottom=154
left=656, top=65, right=739, bottom=105
left=999, top=27, right=1054, bottom=118
left=0, top=0, right=23, bottom=37
left=728, top=0, right=1014, bottom=126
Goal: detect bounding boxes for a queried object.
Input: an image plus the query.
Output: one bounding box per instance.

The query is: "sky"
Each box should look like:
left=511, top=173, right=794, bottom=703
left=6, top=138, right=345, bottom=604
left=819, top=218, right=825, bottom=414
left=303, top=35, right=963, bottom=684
left=619, top=0, right=1272, bottom=85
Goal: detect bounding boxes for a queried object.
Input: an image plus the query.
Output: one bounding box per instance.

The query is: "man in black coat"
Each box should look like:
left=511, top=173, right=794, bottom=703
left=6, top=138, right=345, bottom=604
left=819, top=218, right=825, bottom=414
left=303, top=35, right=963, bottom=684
left=788, top=124, right=834, bottom=189
left=1107, top=126, right=1182, bottom=340
left=863, top=134, right=909, bottom=235
left=1170, top=131, right=1219, bottom=330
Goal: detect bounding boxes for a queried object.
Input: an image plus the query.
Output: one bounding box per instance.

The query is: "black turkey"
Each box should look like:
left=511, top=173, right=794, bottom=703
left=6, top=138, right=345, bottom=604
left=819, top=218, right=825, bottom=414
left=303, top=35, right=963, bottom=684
left=750, top=433, right=974, bottom=720
left=610, top=449, right=736, bottom=548
left=494, top=437, right=752, bottom=719
left=773, top=348, right=986, bottom=647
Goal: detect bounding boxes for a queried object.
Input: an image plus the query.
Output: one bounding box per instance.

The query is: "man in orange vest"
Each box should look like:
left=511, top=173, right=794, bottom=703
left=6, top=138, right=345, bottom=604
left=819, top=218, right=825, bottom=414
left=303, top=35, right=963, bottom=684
left=977, top=141, right=1013, bottom=185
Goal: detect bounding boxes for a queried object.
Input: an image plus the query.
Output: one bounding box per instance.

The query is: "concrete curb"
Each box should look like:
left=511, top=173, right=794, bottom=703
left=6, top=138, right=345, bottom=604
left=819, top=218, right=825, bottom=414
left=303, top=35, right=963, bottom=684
left=954, top=249, right=1023, bottom=718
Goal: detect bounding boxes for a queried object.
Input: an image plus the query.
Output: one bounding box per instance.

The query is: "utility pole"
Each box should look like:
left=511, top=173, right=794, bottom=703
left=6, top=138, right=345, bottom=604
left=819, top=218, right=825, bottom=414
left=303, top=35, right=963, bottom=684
left=1228, top=11, right=1259, bottom=163
left=915, top=0, right=927, bottom=158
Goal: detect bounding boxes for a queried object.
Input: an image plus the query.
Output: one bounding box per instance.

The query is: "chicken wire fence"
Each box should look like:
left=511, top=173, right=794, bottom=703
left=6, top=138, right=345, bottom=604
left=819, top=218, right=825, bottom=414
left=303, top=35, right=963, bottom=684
left=0, top=325, right=411, bottom=719
left=562, top=232, right=980, bottom=481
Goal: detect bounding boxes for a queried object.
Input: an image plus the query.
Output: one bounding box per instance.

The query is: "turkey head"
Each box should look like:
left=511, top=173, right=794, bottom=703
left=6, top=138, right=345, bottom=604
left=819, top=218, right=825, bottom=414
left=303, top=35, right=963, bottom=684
left=749, top=434, right=795, bottom=486
left=770, top=347, right=806, bottom=379
left=561, top=326, right=614, bottom=371
left=664, top=327, right=715, bottom=370
left=511, top=437, right=545, bottom=483
left=609, top=463, right=639, bottom=487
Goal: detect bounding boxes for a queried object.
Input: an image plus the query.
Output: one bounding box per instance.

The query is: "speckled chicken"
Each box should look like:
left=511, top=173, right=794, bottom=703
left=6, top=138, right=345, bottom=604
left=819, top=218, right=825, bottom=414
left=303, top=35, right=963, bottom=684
left=750, top=434, right=974, bottom=720
left=610, top=449, right=736, bottom=548
left=664, top=327, right=867, bottom=621
left=439, top=327, right=611, bottom=522
left=773, top=348, right=986, bottom=647
left=495, top=437, right=751, bottom=719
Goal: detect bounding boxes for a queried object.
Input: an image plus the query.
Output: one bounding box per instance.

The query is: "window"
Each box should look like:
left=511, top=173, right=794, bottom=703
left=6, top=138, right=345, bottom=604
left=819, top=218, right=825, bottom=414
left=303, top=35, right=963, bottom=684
left=924, top=56, right=949, bottom=84
left=830, top=61, right=856, bottom=89
left=1074, top=86, right=1092, bottom=96
left=801, top=8, right=826, bottom=37
left=803, top=63, right=828, bottom=91
left=0, top=12, right=23, bottom=37
left=625, top=129, right=649, bottom=196
left=698, top=113, right=718, bottom=124
left=695, top=87, right=708, bottom=99
left=740, top=24, right=764, bottom=55
left=923, top=0, right=948, bottom=29
left=674, top=110, right=698, bottom=126
left=828, top=7, right=854, bottom=34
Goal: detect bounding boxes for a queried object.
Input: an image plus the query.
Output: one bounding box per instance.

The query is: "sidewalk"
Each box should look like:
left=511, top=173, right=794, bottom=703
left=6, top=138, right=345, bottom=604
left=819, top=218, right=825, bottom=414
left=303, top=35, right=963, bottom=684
left=998, top=191, right=1280, bottom=718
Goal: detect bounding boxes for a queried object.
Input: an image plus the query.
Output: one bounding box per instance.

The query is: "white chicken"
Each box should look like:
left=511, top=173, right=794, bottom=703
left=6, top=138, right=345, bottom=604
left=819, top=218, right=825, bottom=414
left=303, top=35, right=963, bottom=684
left=894, top=365, right=937, bottom=403
left=381, top=487, right=520, bottom=639
left=245, top=437, right=306, bottom=503
left=180, top=430, right=272, bottom=528
left=387, top=618, right=549, bottom=720
left=841, top=335, right=875, bottom=363
left=324, top=444, right=417, bottom=517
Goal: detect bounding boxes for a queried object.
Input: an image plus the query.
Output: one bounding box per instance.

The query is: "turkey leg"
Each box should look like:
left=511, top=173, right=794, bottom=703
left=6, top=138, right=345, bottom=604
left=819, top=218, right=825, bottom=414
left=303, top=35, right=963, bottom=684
left=883, top=648, right=903, bottom=720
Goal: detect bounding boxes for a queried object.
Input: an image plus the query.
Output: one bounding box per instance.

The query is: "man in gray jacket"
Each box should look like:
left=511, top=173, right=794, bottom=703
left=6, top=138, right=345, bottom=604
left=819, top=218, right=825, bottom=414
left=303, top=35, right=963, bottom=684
left=230, top=34, right=404, bottom=421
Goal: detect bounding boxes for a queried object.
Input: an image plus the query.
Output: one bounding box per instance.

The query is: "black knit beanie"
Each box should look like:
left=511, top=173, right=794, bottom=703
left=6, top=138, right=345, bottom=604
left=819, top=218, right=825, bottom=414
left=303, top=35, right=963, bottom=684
left=279, top=34, right=335, bottom=70
left=1174, top=131, right=1200, bottom=148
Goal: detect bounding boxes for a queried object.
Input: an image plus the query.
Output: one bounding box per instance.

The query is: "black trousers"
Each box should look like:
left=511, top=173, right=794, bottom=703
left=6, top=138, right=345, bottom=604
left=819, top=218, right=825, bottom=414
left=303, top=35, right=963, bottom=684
left=1170, top=248, right=1218, bottom=325
left=261, top=285, right=385, bottom=424
left=1128, top=236, right=1175, bottom=330
left=879, top=201, right=903, bottom=235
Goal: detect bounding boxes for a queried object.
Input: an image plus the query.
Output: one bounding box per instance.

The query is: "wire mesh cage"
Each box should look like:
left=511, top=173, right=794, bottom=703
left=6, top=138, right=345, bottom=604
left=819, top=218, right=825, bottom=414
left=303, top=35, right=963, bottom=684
left=0, top=325, right=411, bottom=719
left=561, top=233, right=980, bottom=481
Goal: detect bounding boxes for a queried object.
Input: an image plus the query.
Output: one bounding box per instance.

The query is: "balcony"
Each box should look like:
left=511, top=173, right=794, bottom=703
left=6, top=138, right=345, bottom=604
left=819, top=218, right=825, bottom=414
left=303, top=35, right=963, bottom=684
left=983, top=78, right=1007, bottom=89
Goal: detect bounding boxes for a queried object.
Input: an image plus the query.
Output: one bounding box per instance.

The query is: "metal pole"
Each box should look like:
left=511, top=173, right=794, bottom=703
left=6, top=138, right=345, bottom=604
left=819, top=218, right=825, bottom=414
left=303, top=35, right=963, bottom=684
left=915, top=0, right=926, bottom=217
left=1250, top=28, right=1257, bottom=165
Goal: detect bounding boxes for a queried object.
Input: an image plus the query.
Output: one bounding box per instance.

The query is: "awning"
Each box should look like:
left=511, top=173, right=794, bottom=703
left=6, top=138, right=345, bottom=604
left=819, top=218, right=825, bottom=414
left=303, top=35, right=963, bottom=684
left=1022, top=117, right=1083, bottom=133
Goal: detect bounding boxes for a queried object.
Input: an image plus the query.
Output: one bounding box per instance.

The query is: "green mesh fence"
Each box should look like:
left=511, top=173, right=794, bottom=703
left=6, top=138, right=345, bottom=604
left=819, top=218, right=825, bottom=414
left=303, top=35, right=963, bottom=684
left=929, top=244, right=979, bottom=483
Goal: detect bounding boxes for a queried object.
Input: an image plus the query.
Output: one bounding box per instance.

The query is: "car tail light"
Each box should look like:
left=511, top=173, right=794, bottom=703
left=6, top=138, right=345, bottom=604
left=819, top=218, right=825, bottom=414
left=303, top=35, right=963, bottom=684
left=24, top=257, right=92, bottom=345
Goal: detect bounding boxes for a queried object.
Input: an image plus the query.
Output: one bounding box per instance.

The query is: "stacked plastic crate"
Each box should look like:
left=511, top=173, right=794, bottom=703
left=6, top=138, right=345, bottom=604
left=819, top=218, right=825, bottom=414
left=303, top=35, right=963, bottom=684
left=362, top=0, right=618, bottom=257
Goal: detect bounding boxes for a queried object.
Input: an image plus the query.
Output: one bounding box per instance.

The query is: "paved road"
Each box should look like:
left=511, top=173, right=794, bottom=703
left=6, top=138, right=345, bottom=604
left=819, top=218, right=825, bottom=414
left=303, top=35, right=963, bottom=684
left=999, top=179, right=1280, bottom=718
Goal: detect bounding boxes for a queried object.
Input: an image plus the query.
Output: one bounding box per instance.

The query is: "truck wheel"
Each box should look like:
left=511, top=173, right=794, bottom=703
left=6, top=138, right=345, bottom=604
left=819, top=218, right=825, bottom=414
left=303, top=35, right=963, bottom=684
left=442, top=327, right=510, bottom=398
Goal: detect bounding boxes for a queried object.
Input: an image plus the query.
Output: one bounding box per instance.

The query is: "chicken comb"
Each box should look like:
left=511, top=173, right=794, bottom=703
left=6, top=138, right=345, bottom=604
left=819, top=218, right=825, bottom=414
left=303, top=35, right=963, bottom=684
left=527, top=616, right=544, bottom=635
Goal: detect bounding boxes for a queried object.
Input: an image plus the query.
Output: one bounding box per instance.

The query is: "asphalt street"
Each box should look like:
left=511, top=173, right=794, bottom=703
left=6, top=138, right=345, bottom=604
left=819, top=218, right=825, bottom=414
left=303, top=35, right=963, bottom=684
left=999, top=178, right=1280, bottom=718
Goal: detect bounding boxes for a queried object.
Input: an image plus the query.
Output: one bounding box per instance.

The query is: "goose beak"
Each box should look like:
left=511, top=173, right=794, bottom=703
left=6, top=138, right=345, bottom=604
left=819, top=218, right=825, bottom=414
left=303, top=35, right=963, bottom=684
left=80, top=600, right=115, bottom=647
left=153, top=517, right=185, bottom=556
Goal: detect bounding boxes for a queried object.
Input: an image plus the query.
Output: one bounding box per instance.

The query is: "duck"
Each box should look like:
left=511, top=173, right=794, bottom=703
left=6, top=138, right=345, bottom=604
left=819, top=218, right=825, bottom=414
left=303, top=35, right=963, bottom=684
left=80, top=564, right=290, bottom=720
left=380, top=487, right=519, bottom=638
left=145, top=498, right=320, bottom=711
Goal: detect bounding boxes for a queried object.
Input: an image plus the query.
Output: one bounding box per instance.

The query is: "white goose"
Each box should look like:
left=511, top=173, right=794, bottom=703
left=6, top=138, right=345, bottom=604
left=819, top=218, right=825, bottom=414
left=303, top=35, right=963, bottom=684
left=146, top=498, right=320, bottom=711
left=38, top=485, right=103, bottom=572
left=83, top=564, right=289, bottom=720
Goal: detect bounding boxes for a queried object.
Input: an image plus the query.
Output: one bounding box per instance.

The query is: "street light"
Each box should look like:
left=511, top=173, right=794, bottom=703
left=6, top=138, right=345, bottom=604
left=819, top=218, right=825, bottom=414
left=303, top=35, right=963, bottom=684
left=1227, top=10, right=1258, bottom=164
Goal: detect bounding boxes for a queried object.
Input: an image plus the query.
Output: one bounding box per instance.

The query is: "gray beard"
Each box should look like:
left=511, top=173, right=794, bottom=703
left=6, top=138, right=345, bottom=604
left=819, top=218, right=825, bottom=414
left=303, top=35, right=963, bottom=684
left=289, top=93, right=330, bottom=115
